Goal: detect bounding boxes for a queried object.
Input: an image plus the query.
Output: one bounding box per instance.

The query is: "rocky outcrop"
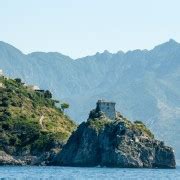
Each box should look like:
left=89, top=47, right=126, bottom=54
left=53, top=110, right=176, bottom=168
left=0, top=151, right=23, bottom=165
left=0, top=150, right=60, bottom=166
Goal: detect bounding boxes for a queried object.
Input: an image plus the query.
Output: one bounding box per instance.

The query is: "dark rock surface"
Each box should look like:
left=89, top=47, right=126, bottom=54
left=53, top=111, right=176, bottom=168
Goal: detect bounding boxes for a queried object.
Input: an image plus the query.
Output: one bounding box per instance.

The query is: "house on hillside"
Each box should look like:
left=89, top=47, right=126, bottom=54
left=0, top=69, right=3, bottom=76
left=26, top=85, right=40, bottom=91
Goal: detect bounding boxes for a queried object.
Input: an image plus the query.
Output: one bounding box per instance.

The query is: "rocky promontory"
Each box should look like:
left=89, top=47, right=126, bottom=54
left=53, top=100, right=176, bottom=168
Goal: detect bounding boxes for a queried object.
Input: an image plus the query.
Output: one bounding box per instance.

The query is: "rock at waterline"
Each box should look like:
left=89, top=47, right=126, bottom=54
left=53, top=100, right=176, bottom=168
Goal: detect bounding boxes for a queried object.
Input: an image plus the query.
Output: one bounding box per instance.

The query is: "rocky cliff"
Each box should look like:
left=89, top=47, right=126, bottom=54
left=0, top=76, right=76, bottom=165
left=53, top=106, right=176, bottom=168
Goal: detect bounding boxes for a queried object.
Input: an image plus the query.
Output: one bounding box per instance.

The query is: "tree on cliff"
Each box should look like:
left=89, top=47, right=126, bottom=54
left=61, top=103, right=69, bottom=112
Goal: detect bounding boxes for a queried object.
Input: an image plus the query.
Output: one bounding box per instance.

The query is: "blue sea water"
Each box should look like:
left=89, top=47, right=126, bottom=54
left=0, top=161, right=179, bottom=180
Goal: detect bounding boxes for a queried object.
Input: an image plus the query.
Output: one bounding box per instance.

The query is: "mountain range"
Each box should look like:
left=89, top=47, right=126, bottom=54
left=0, top=39, right=180, bottom=157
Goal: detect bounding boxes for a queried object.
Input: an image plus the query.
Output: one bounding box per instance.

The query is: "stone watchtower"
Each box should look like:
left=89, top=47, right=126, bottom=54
left=96, top=100, right=116, bottom=120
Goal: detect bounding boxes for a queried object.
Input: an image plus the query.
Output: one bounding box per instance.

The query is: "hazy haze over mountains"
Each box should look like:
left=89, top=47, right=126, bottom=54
left=0, top=39, right=180, bottom=157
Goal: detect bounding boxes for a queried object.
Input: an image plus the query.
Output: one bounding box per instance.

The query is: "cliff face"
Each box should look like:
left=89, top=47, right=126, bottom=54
left=0, top=76, right=76, bottom=165
left=54, top=110, right=176, bottom=168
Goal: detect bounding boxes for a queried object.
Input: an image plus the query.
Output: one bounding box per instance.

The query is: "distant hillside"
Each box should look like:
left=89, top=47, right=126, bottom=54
left=0, top=75, right=76, bottom=165
left=0, top=39, right=179, bottom=157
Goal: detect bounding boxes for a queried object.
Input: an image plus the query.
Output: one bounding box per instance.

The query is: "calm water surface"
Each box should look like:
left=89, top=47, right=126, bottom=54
left=0, top=161, right=179, bottom=180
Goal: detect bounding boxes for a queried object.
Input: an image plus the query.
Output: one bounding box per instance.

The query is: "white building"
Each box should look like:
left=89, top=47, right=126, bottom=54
left=0, top=69, right=3, bottom=76
left=32, top=85, right=40, bottom=90
left=0, top=83, right=4, bottom=88
left=27, top=85, right=40, bottom=91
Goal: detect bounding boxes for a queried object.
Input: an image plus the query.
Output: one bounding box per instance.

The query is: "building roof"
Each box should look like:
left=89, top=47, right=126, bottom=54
left=97, top=99, right=115, bottom=104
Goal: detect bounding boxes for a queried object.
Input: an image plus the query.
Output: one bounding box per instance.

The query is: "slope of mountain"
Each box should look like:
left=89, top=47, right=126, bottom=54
left=0, top=75, right=76, bottom=165
left=0, top=39, right=179, bottom=157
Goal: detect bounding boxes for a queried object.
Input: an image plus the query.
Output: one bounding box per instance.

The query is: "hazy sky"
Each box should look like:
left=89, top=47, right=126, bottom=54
left=0, top=0, right=180, bottom=58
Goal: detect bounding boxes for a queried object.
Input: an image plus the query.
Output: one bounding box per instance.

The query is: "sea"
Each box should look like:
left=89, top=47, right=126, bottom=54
left=0, top=161, right=179, bottom=180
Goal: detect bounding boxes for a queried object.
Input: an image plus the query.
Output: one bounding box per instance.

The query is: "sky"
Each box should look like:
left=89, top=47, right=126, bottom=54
left=0, top=0, right=180, bottom=58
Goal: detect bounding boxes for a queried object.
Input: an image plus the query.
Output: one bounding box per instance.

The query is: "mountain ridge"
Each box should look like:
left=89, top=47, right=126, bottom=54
left=1, top=39, right=179, bottom=60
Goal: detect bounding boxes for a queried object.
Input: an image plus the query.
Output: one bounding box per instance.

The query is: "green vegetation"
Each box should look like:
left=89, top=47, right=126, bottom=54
left=133, top=120, right=154, bottom=139
left=134, top=120, right=144, bottom=124
left=115, top=117, right=154, bottom=139
left=88, top=118, right=111, bottom=132
left=0, top=76, right=76, bottom=156
left=61, top=103, right=69, bottom=112
left=87, top=114, right=154, bottom=139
